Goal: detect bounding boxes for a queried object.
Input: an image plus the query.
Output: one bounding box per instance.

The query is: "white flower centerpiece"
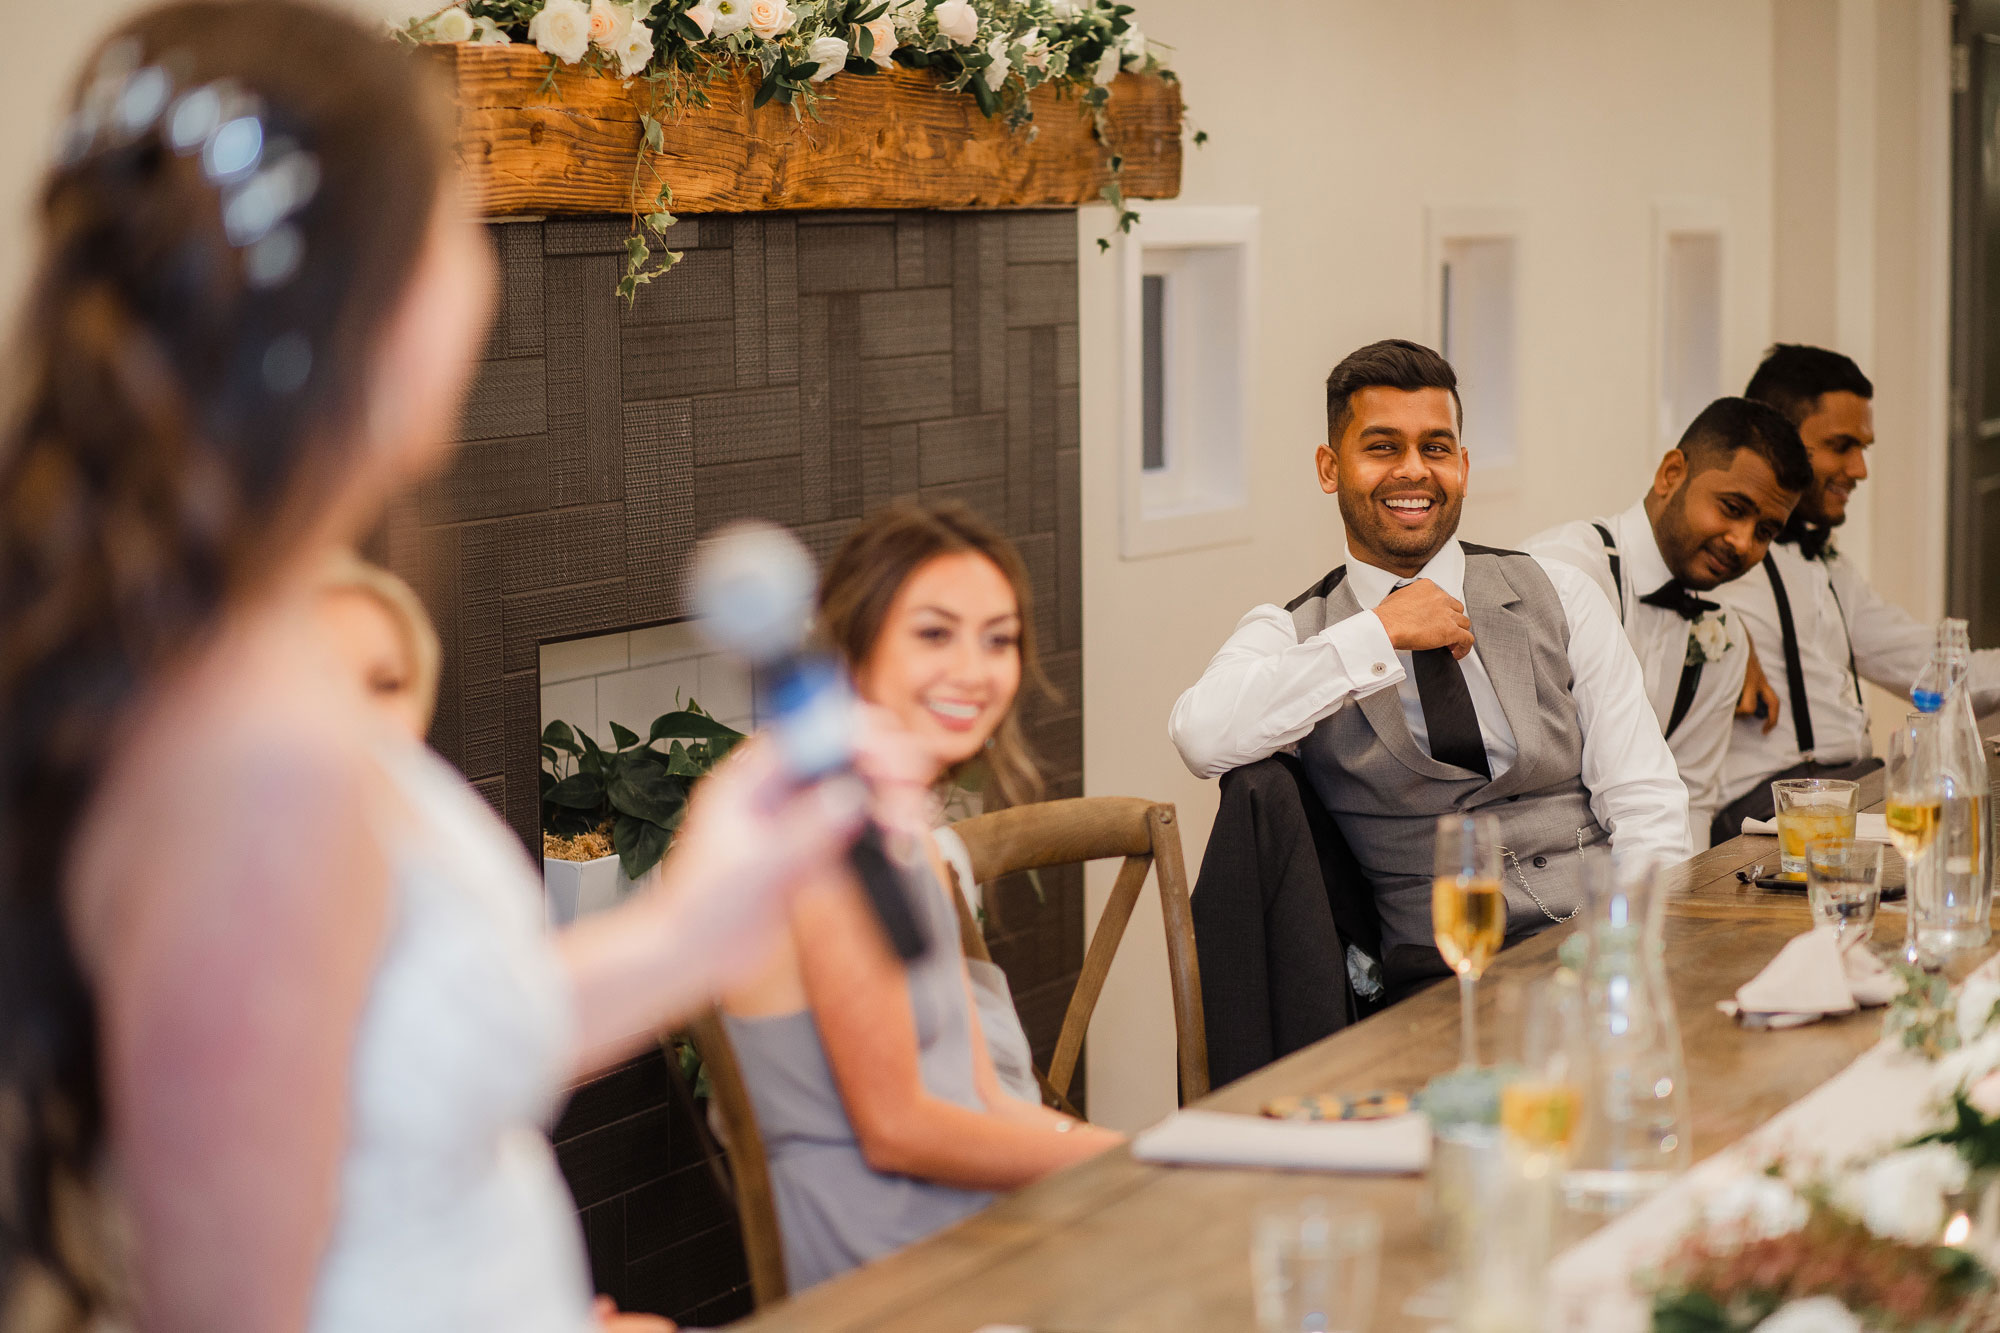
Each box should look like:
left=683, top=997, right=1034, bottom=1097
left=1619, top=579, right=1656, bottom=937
left=396, top=0, right=1185, bottom=299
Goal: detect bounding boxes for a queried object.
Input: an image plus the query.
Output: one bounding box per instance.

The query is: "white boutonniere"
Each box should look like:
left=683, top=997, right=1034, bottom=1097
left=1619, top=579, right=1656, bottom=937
left=1687, top=612, right=1731, bottom=667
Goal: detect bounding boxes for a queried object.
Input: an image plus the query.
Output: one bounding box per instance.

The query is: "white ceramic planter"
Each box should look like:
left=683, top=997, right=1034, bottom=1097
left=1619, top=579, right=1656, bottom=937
left=543, top=853, right=629, bottom=929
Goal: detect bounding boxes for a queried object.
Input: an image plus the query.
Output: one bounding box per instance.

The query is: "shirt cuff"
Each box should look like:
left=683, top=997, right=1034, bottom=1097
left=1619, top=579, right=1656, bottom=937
left=1320, top=611, right=1403, bottom=696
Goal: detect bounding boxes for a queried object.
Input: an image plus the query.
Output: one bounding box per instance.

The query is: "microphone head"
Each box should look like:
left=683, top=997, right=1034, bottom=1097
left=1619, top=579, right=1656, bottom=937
left=691, top=520, right=817, bottom=664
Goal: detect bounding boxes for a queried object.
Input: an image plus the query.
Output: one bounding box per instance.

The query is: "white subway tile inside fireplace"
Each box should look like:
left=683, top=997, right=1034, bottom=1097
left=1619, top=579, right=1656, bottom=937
left=539, top=622, right=756, bottom=749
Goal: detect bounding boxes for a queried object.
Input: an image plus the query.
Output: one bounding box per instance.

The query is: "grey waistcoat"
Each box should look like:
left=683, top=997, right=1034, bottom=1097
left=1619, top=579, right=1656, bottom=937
left=1288, top=545, right=1608, bottom=959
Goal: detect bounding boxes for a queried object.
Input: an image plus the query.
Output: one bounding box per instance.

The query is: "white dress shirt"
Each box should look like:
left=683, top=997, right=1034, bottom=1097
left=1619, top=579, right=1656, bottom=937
left=1168, top=540, right=1692, bottom=864
left=1716, top=535, right=2000, bottom=804
left=1524, top=499, right=1749, bottom=849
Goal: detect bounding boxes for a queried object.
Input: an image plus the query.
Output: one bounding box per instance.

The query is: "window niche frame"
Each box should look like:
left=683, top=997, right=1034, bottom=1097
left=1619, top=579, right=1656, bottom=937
left=1423, top=206, right=1523, bottom=498
left=1652, top=199, right=1729, bottom=456
left=1116, top=204, right=1259, bottom=560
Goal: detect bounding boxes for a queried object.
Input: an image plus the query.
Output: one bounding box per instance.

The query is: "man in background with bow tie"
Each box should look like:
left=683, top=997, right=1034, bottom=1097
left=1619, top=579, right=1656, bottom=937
left=1525, top=397, right=1810, bottom=848
left=1709, top=344, right=2000, bottom=842
left=1171, top=340, right=1688, bottom=1066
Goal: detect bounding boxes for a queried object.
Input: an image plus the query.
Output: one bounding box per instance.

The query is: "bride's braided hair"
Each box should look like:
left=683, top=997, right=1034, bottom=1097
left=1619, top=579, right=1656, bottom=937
left=0, top=3, right=450, bottom=1316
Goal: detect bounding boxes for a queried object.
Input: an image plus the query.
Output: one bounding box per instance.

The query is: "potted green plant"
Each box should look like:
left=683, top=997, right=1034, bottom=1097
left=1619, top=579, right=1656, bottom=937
left=540, top=701, right=744, bottom=926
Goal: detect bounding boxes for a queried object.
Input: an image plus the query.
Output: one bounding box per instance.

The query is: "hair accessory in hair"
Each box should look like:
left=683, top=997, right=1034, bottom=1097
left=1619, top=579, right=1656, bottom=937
left=54, top=43, right=320, bottom=293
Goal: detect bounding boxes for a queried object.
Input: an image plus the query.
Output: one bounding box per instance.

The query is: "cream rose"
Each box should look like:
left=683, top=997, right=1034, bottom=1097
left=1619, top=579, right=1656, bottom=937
left=746, top=0, right=793, bottom=39
left=806, top=34, right=848, bottom=80
left=686, top=0, right=718, bottom=36
left=430, top=6, right=475, bottom=42
left=1047, top=0, right=1085, bottom=18
left=1091, top=46, right=1120, bottom=85
left=587, top=0, right=629, bottom=48
left=527, top=0, right=592, bottom=62
left=934, top=0, right=977, bottom=46
left=708, top=0, right=750, bottom=37
left=857, top=16, right=897, bottom=68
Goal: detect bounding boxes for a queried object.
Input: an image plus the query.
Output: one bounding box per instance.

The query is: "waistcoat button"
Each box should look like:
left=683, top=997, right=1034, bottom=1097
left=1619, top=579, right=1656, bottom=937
left=1531, top=854, right=1548, bottom=869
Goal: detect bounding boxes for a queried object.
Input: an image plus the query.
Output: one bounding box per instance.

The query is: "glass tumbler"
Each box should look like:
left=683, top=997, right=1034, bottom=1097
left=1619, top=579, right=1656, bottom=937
left=1250, top=1198, right=1381, bottom=1333
left=1771, top=778, right=1860, bottom=876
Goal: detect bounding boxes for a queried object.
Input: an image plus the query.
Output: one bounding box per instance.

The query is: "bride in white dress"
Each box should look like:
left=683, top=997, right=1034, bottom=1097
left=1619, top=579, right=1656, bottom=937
left=0, top=6, right=894, bottom=1331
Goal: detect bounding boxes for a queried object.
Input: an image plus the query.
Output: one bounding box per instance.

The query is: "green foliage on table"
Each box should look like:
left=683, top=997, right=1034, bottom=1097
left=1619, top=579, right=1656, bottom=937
left=541, top=700, right=744, bottom=881
left=1886, top=963, right=1962, bottom=1059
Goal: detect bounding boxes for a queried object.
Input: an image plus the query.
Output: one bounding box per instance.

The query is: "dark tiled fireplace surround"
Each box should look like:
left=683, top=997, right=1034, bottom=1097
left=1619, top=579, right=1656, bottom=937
left=383, top=209, right=1085, bottom=1322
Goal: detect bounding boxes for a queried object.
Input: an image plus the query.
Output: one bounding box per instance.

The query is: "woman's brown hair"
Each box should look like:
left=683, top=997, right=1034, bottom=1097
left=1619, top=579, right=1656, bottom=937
left=0, top=3, right=453, bottom=1316
left=816, top=501, right=1051, bottom=808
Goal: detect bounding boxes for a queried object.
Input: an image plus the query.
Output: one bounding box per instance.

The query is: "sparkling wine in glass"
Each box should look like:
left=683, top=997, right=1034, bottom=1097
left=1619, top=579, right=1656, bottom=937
left=1886, top=712, right=1943, bottom=964
left=1434, top=813, right=1504, bottom=1070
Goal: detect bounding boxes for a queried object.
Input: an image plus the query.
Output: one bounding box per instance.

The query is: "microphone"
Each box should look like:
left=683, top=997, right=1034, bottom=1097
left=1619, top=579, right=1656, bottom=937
left=691, top=521, right=929, bottom=962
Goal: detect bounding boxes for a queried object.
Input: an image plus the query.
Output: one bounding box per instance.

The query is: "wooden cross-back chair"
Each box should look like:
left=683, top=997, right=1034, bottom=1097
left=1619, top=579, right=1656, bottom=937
left=676, top=1013, right=790, bottom=1308
left=947, top=795, right=1209, bottom=1106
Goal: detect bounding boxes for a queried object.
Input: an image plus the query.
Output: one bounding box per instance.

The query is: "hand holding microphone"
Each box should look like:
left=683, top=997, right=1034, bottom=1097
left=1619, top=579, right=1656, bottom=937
left=692, top=522, right=931, bottom=962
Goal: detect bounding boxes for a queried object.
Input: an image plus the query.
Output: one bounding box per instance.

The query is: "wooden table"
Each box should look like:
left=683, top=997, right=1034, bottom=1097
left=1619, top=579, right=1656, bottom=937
left=734, top=759, right=1987, bottom=1332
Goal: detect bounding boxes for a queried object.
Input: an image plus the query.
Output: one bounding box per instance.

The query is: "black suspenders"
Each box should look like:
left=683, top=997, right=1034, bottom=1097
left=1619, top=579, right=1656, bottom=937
left=1761, top=550, right=1865, bottom=764
left=1762, top=552, right=1817, bottom=760
left=1594, top=522, right=1701, bottom=739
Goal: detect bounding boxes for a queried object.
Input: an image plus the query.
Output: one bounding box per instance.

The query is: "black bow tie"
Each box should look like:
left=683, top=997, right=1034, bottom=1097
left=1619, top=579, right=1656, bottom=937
left=1777, top=515, right=1834, bottom=561
left=1640, top=579, right=1720, bottom=622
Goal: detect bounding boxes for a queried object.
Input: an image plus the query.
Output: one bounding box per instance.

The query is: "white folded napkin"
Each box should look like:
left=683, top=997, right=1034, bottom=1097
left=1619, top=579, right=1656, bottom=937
left=1131, top=1108, right=1431, bottom=1174
left=1717, top=927, right=1901, bottom=1028
left=1740, top=813, right=1892, bottom=844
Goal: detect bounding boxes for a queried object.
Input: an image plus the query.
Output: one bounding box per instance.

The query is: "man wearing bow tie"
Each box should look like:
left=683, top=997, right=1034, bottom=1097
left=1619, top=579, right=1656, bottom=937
left=1709, top=344, right=2000, bottom=842
left=1525, top=397, right=1810, bottom=848
left=1171, top=340, right=1689, bottom=1027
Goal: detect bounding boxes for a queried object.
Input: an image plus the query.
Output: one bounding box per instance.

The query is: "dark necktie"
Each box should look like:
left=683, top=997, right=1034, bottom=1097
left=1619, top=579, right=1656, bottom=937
left=1638, top=579, right=1719, bottom=622
left=1411, top=648, right=1490, bottom=779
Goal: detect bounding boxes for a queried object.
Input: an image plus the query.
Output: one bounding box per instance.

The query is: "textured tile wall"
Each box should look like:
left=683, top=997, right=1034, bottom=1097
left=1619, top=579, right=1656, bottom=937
left=382, top=209, right=1085, bottom=1322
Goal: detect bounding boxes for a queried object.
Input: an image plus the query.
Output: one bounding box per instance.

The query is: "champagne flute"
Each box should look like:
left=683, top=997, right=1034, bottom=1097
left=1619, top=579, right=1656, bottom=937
left=1434, top=813, right=1504, bottom=1070
left=1886, top=713, right=1942, bottom=964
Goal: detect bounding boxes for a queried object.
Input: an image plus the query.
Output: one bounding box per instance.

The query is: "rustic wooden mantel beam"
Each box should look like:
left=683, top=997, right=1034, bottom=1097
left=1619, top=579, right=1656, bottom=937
left=424, top=42, right=1183, bottom=217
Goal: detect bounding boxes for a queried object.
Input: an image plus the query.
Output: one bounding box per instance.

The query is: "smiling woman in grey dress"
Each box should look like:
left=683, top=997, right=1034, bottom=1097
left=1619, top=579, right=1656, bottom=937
left=721, top=503, right=1125, bottom=1292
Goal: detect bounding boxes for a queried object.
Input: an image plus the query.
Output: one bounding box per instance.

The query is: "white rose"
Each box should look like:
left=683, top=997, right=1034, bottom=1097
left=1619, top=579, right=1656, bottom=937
left=587, top=0, right=632, bottom=48
left=527, top=0, right=592, bottom=62
left=746, top=0, right=792, bottom=39
left=1092, top=46, right=1120, bottom=85
left=934, top=0, right=978, bottom=46
left=471, top=15, right=512, bottom=43
left=614, top=19, right=655, bottom=75
left=684, top=0, right=716, bottom=35
left=1845, top=1144, right=1968, bottom=1244
left=1751, top=1297, right=1863, bottom=1333
left=1047, top=0, right=1085, bottom=17
left=430, top=6, right=475, bottom=42
left=708, top=0, right=750, bottom=37
left=1691, top=614, right=1730, bottom=664
left=857, top=16, right=896, bottom=68
left=1960, top=975, right=2000, bottom=1046
left=1700, top=1174, right=1808, bottom=1244
left=806, top=34, right=848, bottom=80
left=1119, top=25, right=1147, bottom=69
left=983, top=33, right=1012, bottom=90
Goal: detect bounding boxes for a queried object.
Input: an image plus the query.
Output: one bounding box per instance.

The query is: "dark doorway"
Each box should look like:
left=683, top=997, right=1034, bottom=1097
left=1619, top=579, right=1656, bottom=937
left=1951, top=0, right=2000, bottom=645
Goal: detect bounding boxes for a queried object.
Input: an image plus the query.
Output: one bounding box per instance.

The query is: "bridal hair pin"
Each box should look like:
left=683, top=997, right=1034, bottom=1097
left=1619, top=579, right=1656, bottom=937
left=54, top=37, right=321, bottom=293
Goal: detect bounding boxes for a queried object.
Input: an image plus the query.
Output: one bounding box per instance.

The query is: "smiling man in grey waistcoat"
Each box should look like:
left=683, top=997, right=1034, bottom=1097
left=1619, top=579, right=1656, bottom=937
left=1170, top=340, right=1690, bottom=1024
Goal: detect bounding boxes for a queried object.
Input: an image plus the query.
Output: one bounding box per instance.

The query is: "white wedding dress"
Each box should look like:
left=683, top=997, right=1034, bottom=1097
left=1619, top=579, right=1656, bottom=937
left=307, top=738, right=595, bottom=1332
